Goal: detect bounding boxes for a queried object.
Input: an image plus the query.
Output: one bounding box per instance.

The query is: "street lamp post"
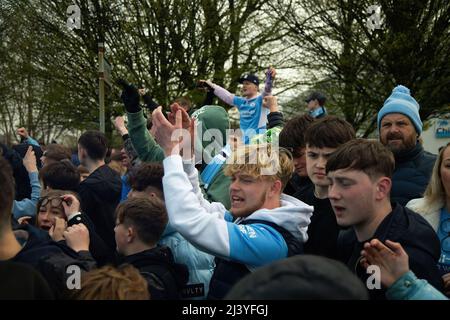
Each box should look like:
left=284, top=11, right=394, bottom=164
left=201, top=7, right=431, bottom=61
left=98, top=42, right=106, bottom=133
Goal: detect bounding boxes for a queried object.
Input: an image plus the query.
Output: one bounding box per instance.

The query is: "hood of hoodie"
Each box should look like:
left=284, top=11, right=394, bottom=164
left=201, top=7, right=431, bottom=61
left=236, top=194, right=313, bottom=243
left=191, top=105, right=230, bottom=162
left=80, top=165, right=122, bottom=200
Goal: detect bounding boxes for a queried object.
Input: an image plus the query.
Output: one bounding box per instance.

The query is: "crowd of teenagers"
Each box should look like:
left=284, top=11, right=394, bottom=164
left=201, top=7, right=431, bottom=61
left=0, top=67, right=449, bottom=300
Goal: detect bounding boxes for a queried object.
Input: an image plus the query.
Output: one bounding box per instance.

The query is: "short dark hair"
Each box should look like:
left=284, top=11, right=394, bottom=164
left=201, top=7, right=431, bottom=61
left=39, top=159, right=80, bottom=192
left=326, top=139, right=395, bottom=180
left=78, top=130, right=108, bottom=161
left=305, top=91, right=326, bottom=105
left=43, top=144, right=71, bottom=162
left=304, top=116, right=355, bottom=149
left=0, top=157, right=15, bottom=227
left=116, top=197, right=168, bottom=245
left=128, top=163, right=163, bottom=193
left=279, top=114, right=315, bottom=149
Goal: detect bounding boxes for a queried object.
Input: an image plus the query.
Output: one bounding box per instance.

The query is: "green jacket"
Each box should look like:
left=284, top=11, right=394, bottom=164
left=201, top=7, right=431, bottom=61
left=127, top=109, right=231, bottom=209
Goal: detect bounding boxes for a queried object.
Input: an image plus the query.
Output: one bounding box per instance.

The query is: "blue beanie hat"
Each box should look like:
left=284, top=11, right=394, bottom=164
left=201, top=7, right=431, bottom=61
left=377, top=85, right=422, bottom=134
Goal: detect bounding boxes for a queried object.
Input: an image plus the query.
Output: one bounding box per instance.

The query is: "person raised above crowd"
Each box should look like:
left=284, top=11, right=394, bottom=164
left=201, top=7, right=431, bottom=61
left=199, top=67, right=276, bottom=144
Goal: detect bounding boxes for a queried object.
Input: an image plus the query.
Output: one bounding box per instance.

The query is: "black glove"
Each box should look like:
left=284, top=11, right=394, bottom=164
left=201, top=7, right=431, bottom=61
left=117, top=79, right=141, bottom=113
left=196, top=80, right=214, bottom=92
left=142, top=93, right=159, bottom=112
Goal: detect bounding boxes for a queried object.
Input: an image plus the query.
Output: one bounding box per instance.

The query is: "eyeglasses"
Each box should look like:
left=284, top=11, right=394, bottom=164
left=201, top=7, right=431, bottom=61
left=40, top=196, right=64, bottom=208
left=440, top=218, right=450, bottom=253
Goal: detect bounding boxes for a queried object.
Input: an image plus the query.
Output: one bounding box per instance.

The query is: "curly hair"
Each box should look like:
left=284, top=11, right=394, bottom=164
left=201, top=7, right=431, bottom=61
left=75, top=264, right=150, bottom=300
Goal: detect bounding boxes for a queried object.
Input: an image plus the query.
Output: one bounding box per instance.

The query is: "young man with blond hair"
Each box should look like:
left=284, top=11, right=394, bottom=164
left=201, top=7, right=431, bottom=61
left=151, top=107, right=313, bottom=299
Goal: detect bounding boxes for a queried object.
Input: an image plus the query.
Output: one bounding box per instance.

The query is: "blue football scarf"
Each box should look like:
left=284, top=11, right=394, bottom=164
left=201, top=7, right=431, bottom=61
left=309, top=106, right=326, bottom=118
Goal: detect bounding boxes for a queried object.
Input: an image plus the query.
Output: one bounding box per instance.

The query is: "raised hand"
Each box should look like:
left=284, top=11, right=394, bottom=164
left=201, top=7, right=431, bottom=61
left=268, top=66, right=276, bottom=79
left=152, top=107, right=190, bottom=157
left=360, top=239, right=409, bottom=288
left=17, top=127, right=29, bottom=139
left=64, top=223, right=90, bottom=252
left=263, top=96, right=278, bottom=112
left=22, top=146, right=37, bottom=173
left=61, top=194, right=81, bottom=218
left=113, top=116, right=128, bottom=136
left=117, top=79, right=141, bottom=113
left=168, top=103, right=191, bottom=129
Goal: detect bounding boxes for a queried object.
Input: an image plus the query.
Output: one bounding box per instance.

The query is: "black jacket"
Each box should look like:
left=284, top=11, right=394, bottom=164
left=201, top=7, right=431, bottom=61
left=284, top=173, right=314, bottom=198
left=78, top=165, right=122, bottom=251
left=68, top=213, right=116, bottom=266
left=122, top=246, right=189, bottom=300
left=391, top=143, right=436, bottom=206
left=11, top=224, right=96, bottom=298
left=296, top=188, right=340, bottom=259
left=337, top=203, right=443, bottom=300
left=0, top=261, right=54, bottom=300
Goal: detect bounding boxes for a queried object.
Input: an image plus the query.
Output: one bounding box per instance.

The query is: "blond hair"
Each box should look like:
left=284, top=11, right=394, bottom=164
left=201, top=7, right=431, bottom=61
left=423, top=142, right=450, bottom=207
left=74, top=264, right=150, bottom=300
left=224, top=144, right=293, bottom=191
left=108, top=160, right=127, bottom=176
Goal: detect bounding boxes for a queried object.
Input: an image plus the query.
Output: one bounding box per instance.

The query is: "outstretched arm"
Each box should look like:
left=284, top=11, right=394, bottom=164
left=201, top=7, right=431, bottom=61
left=198, top=80, right=235, bottom=106
left=13, top=146, right=40, bottom=219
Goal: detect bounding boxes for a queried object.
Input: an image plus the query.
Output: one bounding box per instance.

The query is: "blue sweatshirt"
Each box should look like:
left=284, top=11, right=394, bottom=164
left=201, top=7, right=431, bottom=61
left=13, top=171, right=41, bottom=219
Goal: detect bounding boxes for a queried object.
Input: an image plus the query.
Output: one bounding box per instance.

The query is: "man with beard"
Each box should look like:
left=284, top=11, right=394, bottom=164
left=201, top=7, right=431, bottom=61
left=378, top=85, right=436, bottom=205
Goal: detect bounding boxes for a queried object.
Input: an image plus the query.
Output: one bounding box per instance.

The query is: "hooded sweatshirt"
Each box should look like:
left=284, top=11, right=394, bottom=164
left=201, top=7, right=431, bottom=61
left=78, top=165, right=122, bottom=251
left=127, top=106, right=231, bottom=208
left=159, top=223, right=214, bottom=299
left=162, top=155, right=313, bottom=271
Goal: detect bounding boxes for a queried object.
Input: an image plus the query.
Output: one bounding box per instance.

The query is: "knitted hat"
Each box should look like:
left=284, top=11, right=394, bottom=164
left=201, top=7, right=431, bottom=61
left=377, top=85, right=422, bottom=134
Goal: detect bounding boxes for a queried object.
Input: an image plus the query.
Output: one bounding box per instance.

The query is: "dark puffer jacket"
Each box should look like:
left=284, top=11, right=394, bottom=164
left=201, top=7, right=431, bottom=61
left=391, top=143, right=436, bottom=206
left=337, top=203, right=443, bottom=300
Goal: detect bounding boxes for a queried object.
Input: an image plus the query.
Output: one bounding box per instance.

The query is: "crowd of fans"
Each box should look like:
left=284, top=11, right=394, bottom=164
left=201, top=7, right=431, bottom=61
left=0, top=68, right=449, bottom=300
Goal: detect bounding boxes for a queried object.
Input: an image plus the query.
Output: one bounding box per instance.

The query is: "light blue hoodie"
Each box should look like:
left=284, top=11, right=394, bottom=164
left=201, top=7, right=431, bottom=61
left=13, top=171, right=41, bottom=219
